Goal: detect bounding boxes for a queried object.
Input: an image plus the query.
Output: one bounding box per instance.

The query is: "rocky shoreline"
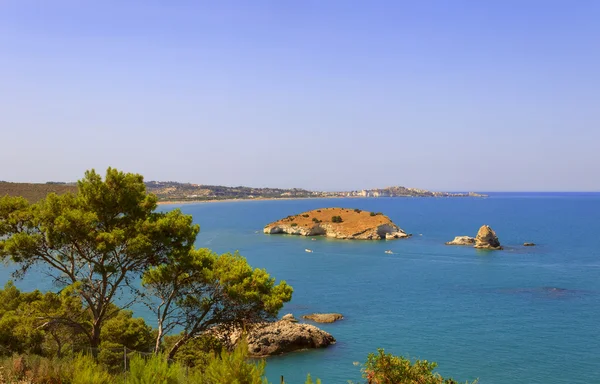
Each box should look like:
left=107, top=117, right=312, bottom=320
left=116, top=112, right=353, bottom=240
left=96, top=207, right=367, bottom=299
left=218, top=316, right=336, bottom=357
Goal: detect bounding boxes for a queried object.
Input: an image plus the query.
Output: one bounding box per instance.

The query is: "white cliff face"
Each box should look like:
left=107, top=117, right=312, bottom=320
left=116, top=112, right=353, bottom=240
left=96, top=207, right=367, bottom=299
left=264, top=222, right=410, bottom=240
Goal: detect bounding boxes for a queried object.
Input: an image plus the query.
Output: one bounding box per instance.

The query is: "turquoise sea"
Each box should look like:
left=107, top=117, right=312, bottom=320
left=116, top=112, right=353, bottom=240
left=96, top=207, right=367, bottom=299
left=2, top=193, right=600, bottom=383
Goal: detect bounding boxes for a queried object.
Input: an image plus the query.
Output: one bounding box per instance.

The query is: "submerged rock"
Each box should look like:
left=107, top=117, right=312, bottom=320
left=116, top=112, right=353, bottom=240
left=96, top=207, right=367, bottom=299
left=302, top=313, right=344, bottom=323
left=474, top=225, right=502, bottom=250
left=445, top=236, right=476, bottom=246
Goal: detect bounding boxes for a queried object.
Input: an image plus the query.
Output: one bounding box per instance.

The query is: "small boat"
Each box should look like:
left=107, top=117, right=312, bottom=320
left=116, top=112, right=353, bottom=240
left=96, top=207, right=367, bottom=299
left=305, top=249, right=313, bottom=253
left=311, top=238, right=316, bottom=241
left=384, top=250, right=393, bottom=254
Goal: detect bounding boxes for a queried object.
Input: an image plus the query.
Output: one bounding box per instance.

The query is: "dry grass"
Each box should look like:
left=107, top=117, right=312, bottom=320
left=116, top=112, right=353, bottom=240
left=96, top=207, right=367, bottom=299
left=0, top=183, right=77, bottom=203
left=268, top=207, right=394, bottom=233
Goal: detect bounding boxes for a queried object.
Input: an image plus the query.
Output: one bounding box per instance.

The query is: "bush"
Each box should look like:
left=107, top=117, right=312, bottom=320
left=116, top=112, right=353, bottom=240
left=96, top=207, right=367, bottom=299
left=164, top=334, right=223, bottom=368
left=370, top=212, right=376, bottom=216
left=71, top=353, right=113, bottom=384
left=127, top=352, right=185, bottom=384
left=312, top=218, right=321, bottom=224
left=195, top=339, right=268, bottom=384
left=305, top=373, right=322, bottom=384
left=331, top=216, right=343, bottom=223
left=291, top=223, right=298, bottom=227
left=363, top=348, right=477, bottom=384
left=354, top=209, right=361, bottom=213
left=302, top=214, right=310, bottom=218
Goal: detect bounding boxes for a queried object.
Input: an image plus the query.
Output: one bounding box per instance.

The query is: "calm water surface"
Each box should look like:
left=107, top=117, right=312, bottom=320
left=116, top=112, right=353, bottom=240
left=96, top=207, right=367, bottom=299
left=2, top=194, right=599, bottom=383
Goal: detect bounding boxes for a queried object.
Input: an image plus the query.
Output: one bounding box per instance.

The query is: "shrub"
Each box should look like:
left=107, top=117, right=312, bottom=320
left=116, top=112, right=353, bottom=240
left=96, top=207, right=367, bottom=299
left=363, top=348, right=477, bottom=384
left=71, top=353, right=113, bottom=384
left=196, top=339, right=268, bottom=384
left=127, top=352, right=185, bottom=384
left=312, top=218, right=321, bottom=224
left=370, top=212, right=376, bottom=216
left=331, top=216, right=343, bottom=223
left=291, top=223, right=298, bottom=227
left=302, top=214, right=310, bottom=218
left=354, top=209, right=361, bottom=213
left=305, top=373, right=322, bottom=384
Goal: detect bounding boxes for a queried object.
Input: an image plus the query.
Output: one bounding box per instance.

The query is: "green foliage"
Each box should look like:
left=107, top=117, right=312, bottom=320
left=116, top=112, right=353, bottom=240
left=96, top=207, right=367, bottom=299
left=71, top=353, right=113, bottom=384
left=102, top=309, right=154, bottom=352
left=0, top=168, right=200, bottom=348
left=127, top=353, right=185, bottom=384
left=0, top=281, right=45, bottom=355
left=142, top=248, right=292, bottom=359
left=363, top=349, right=477, bottom=384
left=0, top=353, right=112, bottom=384
left=291, top=223, right=298, bottom=227
left=305, top=373, right=322, bottom=384
left=354, top=209, right=361, bottom=213
left=370, top=212, right=376, bottom=216
left=302, top=214, right=310, bottom=218
left=331, top=215, right=343, bottom=223
left=163, top=334, right=223, bottom=368
left=312, top=217, right=321, bottom=223
left=196, top=338, right=268, bottom=384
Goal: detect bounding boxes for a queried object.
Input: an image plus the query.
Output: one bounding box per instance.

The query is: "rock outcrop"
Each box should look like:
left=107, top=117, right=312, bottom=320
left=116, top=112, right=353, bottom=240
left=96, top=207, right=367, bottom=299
left=281, top=313, right=298, bottom=322
left=445, top=236, right=476, bottom=246
left=222, top=320, right=335, bottom=357
left=302, top=313, right=344, bottom=323
left=264, top=208, right=410, bottom=240
left=474, top=225, right=502, bottom=250
left=524, top=242, right=536, bottom=246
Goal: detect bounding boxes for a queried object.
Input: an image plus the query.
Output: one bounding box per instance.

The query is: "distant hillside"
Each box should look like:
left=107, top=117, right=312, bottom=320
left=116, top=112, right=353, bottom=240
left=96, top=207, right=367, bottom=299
left=0, top=182, right=77, bottom=202
left=1, top=180, right=485, bottom=204
left=145, top=181, right=314, bottom=201
left=145, top=181, right=485, bottom=201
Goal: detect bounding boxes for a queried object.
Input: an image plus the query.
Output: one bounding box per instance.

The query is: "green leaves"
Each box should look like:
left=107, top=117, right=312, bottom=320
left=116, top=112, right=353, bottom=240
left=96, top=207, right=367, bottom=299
left=0, top=168, right=201, bottom=349
left=362, top=349, right=477, bottom=384
left=143, top=249, right=293, bottom=359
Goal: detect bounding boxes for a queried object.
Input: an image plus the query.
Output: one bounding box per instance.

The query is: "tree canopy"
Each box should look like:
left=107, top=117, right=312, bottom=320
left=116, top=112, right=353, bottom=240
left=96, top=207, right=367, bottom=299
left=0, top=167, right=292, bottom=357
left=142, top=248, right=293, bottom=358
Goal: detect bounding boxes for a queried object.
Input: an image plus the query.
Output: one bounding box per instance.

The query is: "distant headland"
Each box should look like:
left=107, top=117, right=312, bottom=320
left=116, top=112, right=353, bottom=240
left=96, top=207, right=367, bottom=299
left=264, top=208, right=411, bottom=240
left=0, top=180, right=486, bottom=203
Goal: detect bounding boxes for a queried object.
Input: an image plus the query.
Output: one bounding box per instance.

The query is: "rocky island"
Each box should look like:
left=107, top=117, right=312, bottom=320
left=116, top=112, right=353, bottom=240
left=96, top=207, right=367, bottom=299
left=264, top=208, right=410, bottom=240
left=446, top=225, right=503, bottom=250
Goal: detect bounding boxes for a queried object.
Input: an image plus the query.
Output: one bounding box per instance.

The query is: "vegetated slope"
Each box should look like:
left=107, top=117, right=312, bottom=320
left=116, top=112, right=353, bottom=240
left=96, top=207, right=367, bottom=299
left=145, top=181, right=313, bottom=201
left=0, top=182, right=77, bottom=202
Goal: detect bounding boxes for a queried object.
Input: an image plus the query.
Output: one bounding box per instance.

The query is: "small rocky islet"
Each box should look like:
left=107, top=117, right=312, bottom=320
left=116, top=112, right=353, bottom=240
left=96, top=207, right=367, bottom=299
left=445, top=225, right=503, bottom=250
left=263, top=207, right=410, bottom=240
left=302, top=313, right=344, bottom=323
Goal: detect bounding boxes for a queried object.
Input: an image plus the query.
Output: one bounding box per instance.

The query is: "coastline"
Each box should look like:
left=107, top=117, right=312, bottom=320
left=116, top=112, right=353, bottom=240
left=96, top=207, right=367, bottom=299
left=156, top=197, right=338, bottom=206
left=156, top=194, right=486, bottom=206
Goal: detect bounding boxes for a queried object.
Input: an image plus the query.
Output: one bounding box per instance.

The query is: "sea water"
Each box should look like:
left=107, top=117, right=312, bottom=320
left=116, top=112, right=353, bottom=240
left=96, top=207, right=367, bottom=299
left=2, top=194, right=599, bottom=383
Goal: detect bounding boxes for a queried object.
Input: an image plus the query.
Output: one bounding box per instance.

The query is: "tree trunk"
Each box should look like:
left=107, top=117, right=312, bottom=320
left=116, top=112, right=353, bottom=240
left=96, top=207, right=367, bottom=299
left=154, top=325, right=163, bottom=355
left=90, top=321, right=102, bottom=356
left=167, top=334, right=190, bottom=360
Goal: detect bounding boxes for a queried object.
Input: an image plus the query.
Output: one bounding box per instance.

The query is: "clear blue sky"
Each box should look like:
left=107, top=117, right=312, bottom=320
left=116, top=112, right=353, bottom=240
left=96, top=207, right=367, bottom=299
left=1, top=1, right=599, bottom=191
